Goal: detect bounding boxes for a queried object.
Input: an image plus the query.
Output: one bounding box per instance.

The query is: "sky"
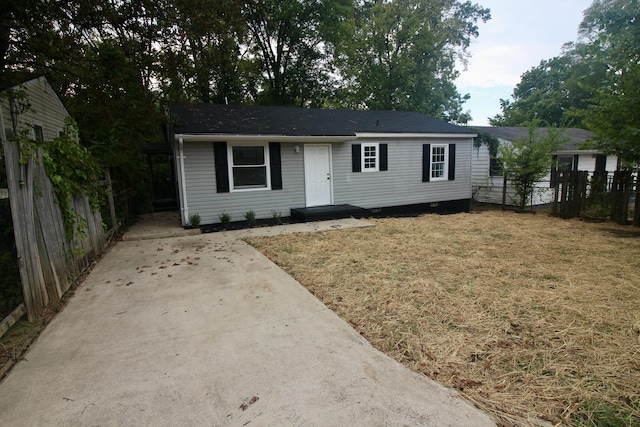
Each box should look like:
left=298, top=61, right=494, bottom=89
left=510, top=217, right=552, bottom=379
left=455, top=0, right=595, bottom=126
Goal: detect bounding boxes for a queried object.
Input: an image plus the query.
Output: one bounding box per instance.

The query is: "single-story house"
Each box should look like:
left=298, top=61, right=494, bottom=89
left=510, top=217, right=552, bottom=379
left=471, top=126, right=618, bottom=206
left=169, top=104, right=477, bottom=226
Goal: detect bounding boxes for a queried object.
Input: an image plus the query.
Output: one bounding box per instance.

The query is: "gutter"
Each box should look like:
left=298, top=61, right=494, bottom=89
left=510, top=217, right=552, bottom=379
left=174, top=134, right=354, bottom=143
left=174, top=132, right=477, bottom=142
left=177, top=137, right=189, bottom=224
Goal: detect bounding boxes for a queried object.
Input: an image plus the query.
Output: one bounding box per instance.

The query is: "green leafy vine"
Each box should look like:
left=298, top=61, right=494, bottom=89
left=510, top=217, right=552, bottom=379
left=472, top=129, right=501, bottom=159
left=10, top=117, right=103, bottom=242
left=42, top=117, right=104, bottom=240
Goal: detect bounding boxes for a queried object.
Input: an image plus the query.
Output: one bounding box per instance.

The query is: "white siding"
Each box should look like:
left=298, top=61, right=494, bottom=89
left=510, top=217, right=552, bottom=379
left=1, top=77, right=68, bottom=143
left=472, top=141, right=620, bottom=207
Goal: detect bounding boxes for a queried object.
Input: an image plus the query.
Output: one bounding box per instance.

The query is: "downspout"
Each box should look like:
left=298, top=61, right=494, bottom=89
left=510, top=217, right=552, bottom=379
left=178, top=137, right=189, bottom=224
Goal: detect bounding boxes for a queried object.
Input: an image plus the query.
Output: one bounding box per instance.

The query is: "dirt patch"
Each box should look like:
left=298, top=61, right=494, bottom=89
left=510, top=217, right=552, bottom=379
left=247, top=209, right=640, bottom=426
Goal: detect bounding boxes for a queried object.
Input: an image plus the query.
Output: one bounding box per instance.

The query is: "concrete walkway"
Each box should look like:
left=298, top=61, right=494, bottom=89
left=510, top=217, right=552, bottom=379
left=0, top=217, right=495, bottom=426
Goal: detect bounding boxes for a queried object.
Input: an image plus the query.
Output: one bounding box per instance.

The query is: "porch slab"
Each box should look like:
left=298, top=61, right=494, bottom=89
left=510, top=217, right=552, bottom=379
left=291, top=204, right=367, bottom=222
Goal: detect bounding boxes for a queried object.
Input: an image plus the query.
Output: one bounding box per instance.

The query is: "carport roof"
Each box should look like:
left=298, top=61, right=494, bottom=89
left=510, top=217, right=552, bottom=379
left=169, top=104, right=475, bottom=136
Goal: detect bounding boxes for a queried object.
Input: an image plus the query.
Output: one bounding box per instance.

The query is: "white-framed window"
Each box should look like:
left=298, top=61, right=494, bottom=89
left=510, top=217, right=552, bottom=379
left=431, top=144, right=448, bottom=181
left=362, top=142, right=379, bottom=172
left=228, top=143, right=271, bottom=191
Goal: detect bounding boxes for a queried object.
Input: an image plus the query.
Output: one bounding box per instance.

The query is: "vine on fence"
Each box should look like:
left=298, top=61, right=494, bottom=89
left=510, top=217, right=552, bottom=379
left=11, top=117, right=103, bottom=241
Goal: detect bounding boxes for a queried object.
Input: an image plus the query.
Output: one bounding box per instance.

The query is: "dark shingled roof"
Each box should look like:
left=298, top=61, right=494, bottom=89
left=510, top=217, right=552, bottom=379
left=471, top=126, right=595, bottom=151
left=170, top=104, right=474, bottom=136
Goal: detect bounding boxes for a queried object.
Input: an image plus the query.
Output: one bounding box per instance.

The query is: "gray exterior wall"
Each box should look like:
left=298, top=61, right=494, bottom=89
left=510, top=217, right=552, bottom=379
left=334, top=138, right=471, bottom=208
left=178, top=137, right=473, bottom=225
left=180, top=141, right=305, bottom=225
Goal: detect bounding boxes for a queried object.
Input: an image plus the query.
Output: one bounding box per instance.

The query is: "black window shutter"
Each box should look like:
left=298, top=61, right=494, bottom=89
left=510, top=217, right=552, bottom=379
left=573, top=154, right=579, bottom=171
left=269, top=142, right=282, bottom=190
left=550, top=155, right=558, bottom=188
left=214, top=142, right=229, bottom=193
left=352, top=144, right=361, bottom=172
left=448, top=144, right=456, bottom=181
left=595, top=154, right=606, bottom=172
left=422, top=144, right=430, bottom=182
left=379, top=143, right=388, bottom=171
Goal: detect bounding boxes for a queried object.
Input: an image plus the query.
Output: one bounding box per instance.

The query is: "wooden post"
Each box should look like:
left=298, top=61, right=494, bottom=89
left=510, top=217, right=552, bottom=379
left=502, top=174, right=507, bottom=210
left=2, top=140, right=48, bottom=321
left=104, top=167, right=118, bottom=233
left=634, top=175, right=640, bottom=227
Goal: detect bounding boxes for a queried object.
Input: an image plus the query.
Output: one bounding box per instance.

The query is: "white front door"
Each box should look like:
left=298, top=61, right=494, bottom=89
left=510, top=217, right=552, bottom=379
left=304, top=144, right=333, bottom=207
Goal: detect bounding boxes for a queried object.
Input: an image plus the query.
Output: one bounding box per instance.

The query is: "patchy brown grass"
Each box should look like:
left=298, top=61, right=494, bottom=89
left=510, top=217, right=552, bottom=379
left=247, top=209, right=640, bottom=426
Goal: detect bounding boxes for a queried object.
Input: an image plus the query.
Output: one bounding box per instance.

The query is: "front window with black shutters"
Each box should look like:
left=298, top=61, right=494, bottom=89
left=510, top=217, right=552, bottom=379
left=229, top=144, right=270, bottom=190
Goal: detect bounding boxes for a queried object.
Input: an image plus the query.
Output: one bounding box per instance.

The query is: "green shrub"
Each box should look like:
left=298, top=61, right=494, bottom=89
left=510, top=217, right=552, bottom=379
left=271, top=210, right=283, bottom=225
left=219, top=212, right=231, bottom=228
left=244, top=210, right=256, bottom=226
left=188, top=213, right=201, bottom=228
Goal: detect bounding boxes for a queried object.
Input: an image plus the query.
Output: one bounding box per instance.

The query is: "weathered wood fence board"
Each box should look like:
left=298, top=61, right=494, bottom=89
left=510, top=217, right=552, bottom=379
left=552, top=171, right=588, bottom=219
left=610, top=171, right=633, bottom=225
left=552, top=169, right=639, bottom=226
left=2, top=139, right=106, bottom=321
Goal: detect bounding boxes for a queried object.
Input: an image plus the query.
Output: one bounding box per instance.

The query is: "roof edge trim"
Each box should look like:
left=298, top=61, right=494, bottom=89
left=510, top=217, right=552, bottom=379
left=355, top=132, right=476, bottom=139
left=174, top=134, right=355, bottom=143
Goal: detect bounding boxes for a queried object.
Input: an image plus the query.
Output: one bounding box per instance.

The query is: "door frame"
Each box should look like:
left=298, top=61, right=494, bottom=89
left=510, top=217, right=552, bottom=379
left=304, top=144, right=334, bottom=207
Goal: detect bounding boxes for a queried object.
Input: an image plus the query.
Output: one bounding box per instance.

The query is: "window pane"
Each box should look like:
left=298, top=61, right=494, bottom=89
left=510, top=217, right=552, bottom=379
left=432, top=146, right=445, bottom=163
left=432, top=163, right=444, bottom=178
left=33, top=125, right=44, bottom=142
left=557, top=156, right=573, bottom=171
left=233, top=166, right=267, bottom=188
left=364, top=146, right=376, bottom=157
left=233, top=146, right=264, bottom=165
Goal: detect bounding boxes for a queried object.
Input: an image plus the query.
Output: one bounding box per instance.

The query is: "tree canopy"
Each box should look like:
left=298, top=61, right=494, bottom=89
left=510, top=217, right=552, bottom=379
left=491, top=0, right=639, bottom=165
left=1, top=0, right=491, bottom=219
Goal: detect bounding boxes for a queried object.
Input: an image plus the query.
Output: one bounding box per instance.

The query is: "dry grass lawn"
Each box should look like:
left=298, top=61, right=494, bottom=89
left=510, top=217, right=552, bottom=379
left=246, top=209, right=640, bottom=426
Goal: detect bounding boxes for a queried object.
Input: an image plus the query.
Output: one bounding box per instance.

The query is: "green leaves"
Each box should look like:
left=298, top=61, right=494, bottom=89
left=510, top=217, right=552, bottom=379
left=41, top=117, right=104, bottom=240
left=493, top=0, right=640, bottom=165
left=499, top=126, right=565, bottom=210
left=336, top=0, right=489, bottom=123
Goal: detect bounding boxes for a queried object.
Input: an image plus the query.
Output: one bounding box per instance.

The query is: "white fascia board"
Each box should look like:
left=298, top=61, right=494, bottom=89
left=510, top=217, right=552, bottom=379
left=355, top=132, right=476, bottom=139
left=552, top=149, right=602, bottom=155
left=174, top=134, right=354, bottom=143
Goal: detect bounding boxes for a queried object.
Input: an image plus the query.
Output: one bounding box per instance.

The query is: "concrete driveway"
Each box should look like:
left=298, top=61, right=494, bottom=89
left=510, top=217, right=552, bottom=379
left=0, top=217, right=495, bottom=426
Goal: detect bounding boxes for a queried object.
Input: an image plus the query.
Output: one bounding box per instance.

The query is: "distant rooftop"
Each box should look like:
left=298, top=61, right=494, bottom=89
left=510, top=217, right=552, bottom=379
left=471, top=126, right=595, bottom=151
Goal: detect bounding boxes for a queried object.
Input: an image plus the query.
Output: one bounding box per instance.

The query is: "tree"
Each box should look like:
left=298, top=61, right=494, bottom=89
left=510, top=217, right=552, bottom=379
left=492, top=0, right=639, bottom=165
left=241, top=0, right=353, bottom=107
left=499, top=126, right=564, bottom=210
left=490, top=56, right=590, bottom=128
left=335, top=0, right=490, bottom=123
left=159, top=0, right=248, bottom=104
left=575, top=0, right=640, bottom=165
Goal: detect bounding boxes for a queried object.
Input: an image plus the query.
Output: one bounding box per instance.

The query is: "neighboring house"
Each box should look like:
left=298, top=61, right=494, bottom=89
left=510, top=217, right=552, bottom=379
left=169, top=104, right=477, bottom=226
left=471, top=126, right=618, bottom=206
left=0, top=75, right=69, bottom=145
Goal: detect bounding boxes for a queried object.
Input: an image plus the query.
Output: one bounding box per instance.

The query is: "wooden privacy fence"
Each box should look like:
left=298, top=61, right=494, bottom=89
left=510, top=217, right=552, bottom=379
left=3, top=139, right=106, bottom=321
left=552, top=170, right=640, bottom=226
left=552, top=171, right=589, bottom=219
